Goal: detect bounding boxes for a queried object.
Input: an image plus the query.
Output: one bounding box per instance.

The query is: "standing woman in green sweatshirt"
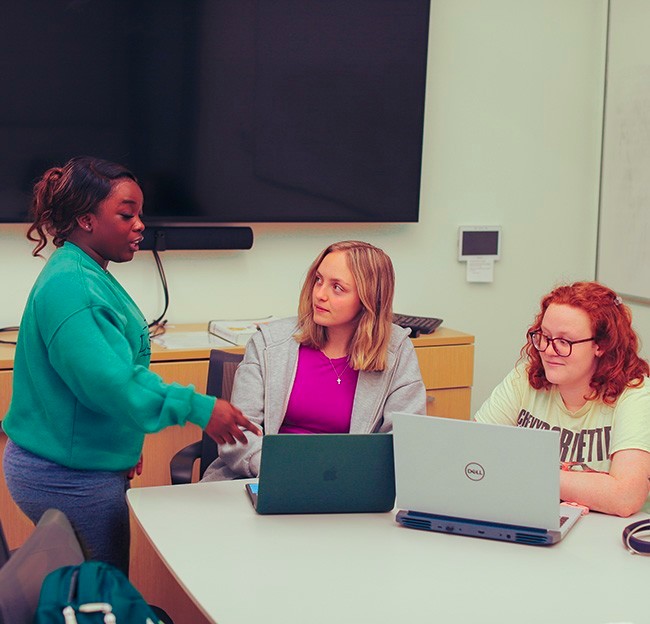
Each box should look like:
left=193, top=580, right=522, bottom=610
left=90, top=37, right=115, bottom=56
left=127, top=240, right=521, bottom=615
left=2, top=156, right=260, bottom=574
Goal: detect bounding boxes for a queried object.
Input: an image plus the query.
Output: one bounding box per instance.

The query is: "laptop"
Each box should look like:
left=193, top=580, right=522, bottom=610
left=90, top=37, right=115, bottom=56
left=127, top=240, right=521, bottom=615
left=392, top=413, right=583, bottom=545
left=245, top=433, right=395, bottom=514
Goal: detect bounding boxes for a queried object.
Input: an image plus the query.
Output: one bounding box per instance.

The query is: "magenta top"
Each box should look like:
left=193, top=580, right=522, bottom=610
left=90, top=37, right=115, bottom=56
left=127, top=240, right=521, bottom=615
left=280, top=345, right=359, bottom=434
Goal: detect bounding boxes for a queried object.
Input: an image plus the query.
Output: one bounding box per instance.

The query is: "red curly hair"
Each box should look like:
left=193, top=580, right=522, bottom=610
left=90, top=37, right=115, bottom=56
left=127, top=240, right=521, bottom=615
left=524, top=282, right=649, bottom=405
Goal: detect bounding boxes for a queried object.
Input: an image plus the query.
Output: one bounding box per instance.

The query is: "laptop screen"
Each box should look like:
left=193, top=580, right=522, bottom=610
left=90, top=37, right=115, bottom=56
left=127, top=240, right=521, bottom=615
left=392, top=413, right=561, bottom=529
left=250, top=433, right=396, bottom=514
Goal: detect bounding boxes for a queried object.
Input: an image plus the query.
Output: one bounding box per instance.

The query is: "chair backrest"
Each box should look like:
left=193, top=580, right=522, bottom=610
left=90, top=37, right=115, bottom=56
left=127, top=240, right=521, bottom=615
left=0, top=518, right=10, bottom=568
left=206, top=348, right=244, bottom=398
left=198, top=349, right=245, bottom=478
left=0, top=508, right=85, bottom=624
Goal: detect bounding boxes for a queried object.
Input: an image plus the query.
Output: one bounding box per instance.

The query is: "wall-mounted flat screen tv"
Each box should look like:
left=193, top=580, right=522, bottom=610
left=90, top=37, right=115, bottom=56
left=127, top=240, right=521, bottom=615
left=0, top=0, right=430, bottom=225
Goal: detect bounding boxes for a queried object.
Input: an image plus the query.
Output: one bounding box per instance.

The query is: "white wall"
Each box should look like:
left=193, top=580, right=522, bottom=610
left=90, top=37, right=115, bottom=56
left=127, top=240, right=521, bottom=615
left=594, top=0, right=650, bottom=360
left=0, top=1, right=608, bottom=412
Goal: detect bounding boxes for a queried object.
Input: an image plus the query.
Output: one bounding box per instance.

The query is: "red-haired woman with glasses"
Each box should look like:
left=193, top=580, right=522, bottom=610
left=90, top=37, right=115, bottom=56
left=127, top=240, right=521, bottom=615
left=474, top=282, right=650, bottom=517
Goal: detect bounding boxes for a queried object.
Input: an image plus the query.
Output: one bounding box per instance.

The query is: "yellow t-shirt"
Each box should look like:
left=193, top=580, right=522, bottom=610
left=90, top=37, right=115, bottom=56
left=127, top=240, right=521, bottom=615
left=474, top=366, right=650, bottom=511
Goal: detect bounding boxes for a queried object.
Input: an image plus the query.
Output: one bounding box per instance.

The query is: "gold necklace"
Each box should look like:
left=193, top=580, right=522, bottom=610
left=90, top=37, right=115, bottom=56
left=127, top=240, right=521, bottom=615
left=328, top=357, right=350, bottom=385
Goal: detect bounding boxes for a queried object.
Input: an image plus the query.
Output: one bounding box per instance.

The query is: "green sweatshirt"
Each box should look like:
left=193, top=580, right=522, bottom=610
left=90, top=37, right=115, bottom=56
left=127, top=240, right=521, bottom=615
left=2, top=242, right=213, bottom=471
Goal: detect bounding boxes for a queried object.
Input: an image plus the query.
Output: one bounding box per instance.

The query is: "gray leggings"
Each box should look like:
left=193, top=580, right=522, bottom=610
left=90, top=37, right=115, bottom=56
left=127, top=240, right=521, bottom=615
left=2, top=439, right=130, bottom=575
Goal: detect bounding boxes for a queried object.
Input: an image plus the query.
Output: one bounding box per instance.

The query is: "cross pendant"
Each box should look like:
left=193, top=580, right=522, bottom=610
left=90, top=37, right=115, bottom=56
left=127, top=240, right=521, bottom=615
left=337, top=378, right=341, bottom=385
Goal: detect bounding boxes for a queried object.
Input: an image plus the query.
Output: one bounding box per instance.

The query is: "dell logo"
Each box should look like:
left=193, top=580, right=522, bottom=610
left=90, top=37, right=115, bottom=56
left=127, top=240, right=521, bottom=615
left=465, top=462, right=485, bottom=481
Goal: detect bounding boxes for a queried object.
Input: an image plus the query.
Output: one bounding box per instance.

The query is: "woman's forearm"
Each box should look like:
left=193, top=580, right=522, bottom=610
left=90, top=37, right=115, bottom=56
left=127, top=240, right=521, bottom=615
left=560, top=470, right=649, bottom=517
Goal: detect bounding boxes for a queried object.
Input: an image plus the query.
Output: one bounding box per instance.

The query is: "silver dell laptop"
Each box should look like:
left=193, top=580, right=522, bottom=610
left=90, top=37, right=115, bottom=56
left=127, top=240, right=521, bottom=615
left=392, top=413, right=582, bottom=545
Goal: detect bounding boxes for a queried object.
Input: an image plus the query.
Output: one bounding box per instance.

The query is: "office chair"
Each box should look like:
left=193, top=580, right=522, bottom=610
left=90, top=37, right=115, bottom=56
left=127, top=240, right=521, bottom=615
left=170, top=349, right=245, bottom=484
left=0, top=518, right=10, bottom=568
left=0, top=509, right=175, bottom=624
left=0, top=508, right=85, bottom=624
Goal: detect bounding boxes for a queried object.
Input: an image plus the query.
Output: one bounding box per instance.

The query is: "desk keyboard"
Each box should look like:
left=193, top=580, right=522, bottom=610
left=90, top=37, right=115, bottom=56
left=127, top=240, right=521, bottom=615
left=393, top=314, right=443, bottom=337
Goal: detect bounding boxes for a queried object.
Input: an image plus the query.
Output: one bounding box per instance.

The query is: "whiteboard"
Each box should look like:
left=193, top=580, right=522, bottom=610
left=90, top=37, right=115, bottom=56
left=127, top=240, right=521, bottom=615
left=597, top=0, right=650, bottom=303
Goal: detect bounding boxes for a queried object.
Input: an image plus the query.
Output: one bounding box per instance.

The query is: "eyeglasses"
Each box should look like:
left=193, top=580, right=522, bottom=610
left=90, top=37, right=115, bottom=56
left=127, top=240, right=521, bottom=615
left=528, top=331, right=595, bottom=357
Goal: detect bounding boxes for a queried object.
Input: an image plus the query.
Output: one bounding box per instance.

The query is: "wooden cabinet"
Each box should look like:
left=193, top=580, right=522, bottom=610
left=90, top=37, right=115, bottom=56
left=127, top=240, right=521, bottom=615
left=0, top=371, right=11, bottom=422
left=0, top=334, right=15, bottom=420
left=0, top=333, right=31, bottom=547
left=411, top=328, right=474, bottom=420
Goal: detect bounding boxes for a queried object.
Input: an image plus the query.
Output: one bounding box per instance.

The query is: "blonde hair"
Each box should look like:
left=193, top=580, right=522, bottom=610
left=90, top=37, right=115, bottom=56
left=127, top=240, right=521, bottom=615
left=296, top=240, right=395, bottom=371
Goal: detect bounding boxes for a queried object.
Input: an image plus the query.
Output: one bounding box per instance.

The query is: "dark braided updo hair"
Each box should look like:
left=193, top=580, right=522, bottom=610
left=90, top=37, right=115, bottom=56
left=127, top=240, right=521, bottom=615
left=27, top=156, right=138, bottom=257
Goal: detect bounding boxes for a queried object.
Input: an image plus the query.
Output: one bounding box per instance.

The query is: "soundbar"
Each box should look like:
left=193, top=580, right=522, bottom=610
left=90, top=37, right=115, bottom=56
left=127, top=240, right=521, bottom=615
left=139, top=226, right=254, bottom=251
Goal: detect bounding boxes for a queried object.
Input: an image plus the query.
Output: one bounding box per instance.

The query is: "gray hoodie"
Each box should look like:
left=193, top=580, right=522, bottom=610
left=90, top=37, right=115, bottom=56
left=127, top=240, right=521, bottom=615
left=201, top=316, right=426, bottom=481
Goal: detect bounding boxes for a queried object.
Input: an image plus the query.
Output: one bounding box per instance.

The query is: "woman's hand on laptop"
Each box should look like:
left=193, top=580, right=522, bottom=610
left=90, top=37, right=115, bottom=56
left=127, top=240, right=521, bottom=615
left=206, top=399, right=262, bottom=445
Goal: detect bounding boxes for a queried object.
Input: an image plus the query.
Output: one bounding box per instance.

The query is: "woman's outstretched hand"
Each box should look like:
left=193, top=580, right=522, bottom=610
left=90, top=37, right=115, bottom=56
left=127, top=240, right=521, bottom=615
left=205, top=398, right=262, bottom=445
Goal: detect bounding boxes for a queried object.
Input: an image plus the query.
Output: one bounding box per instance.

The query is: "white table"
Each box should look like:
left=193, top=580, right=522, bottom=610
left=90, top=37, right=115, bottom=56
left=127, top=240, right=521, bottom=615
left=127, top=481, right=649, bottom=624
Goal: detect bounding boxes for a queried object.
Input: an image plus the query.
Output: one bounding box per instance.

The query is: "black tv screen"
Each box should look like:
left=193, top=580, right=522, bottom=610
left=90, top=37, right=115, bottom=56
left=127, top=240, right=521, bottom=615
left=0, top=0, right=430, bottom=225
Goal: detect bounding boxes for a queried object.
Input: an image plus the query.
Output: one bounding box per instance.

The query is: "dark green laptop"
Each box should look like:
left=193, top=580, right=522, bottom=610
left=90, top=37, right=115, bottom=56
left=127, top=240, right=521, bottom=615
left=245, top=433, right=395, bottom=514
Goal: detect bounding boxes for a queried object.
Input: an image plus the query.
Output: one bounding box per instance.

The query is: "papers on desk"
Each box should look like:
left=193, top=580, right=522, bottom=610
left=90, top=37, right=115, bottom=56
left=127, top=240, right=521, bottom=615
left=151, top=331, right=234, bottom=350
left=208, top=316, right=279, bottom=345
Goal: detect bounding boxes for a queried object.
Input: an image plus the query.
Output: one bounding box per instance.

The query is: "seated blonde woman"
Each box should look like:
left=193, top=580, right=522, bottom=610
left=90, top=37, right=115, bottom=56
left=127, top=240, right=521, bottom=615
left=202, top=240, right=427, bottom=481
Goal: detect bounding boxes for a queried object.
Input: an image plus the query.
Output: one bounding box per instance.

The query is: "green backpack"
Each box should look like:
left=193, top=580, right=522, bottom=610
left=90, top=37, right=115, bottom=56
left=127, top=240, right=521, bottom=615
left=33, top=560, right=162, bottom=623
